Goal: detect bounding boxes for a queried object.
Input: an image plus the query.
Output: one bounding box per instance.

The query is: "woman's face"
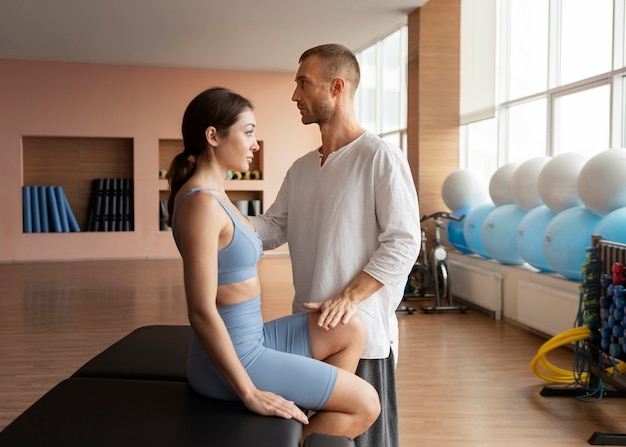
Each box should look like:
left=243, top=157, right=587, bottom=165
left=215, top=109, right=260, bottom=173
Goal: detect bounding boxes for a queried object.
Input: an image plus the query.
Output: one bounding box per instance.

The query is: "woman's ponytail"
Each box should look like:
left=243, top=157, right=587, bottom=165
left=166, top=152, right=195, bottom=227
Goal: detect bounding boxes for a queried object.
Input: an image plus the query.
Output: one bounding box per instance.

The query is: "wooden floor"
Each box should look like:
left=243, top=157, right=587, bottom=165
left=1, top=256, right=625, bottom=446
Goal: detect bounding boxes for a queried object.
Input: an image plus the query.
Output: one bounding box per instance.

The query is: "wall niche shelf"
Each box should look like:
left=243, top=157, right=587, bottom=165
left=22, top=136, right=134, bottom=233
left=158, top=139, right=264, bottom=231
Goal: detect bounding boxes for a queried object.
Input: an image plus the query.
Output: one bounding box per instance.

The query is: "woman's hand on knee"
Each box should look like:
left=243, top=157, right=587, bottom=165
left=242, top=389, right=310, bottom=425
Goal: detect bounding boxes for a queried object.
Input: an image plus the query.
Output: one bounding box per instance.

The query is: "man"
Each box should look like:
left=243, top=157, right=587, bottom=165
left=249, top=43, right=420, bottom=447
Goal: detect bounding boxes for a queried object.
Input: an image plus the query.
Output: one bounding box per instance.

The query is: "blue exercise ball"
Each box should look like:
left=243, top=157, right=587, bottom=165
left=446, top=206, right=473, bottom=254
left=543, top=206, right=602, bottom=281
left=516, top=205, right=556, bottom=272
left=481, top=204, right=528, bottom=265
left=594, top=207, right=626, bottom=244
left=463, top=202, right=496, bottom=259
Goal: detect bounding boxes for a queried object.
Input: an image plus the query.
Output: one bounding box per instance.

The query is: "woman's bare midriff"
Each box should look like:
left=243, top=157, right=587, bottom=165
left=216, top=276, right=261, bottom=307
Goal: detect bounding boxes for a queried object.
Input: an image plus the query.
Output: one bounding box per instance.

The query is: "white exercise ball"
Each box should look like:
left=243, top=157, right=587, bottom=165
left=489, top=162, right=521, bottom=206
left=537, top=152, right=588, bottom=212
left=511, top=156, right=551, bottom=211
left=578, top=148, right=626, bottom=216
left=441, top=169, right=490, bottom=212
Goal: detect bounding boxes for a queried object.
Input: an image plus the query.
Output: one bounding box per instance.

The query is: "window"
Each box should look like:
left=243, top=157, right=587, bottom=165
left=553, top=83, right=611, bottom=155
left=619, top=74, right=626, bottom=146
left=381, top=30, right=405, bottom=134
left=355, top=27, right=408, bottom=152
left=558, top=0, right=612, bottom=87
left=505, top=98, right=547, bottom=162
left=461, top=0, right=626, bottom=181
left=358, top=45, right=378, bottom=134
left=460, top=117, right=498, bottom=174
left=507, top=0, right=549, bottom=101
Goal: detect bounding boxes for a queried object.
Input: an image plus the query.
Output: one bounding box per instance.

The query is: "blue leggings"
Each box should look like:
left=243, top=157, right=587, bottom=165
left=187, top=295, right=338, bottom=410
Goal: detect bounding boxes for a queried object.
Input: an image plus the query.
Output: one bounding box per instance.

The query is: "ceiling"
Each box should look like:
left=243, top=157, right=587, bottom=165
left=0, top=0, right=428, bottom=72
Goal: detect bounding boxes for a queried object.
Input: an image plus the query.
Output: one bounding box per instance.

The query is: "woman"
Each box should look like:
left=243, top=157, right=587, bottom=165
left=166, top=87, right=380, bottom=444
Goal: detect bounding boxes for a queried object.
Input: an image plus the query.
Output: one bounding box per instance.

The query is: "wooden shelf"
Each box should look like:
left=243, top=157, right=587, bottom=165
left=158, top=139, right=264, bottom=181
left=20, top=135, right=267, bottom=243
left=22, top=136, right=134, bottom=232
left=158, top=139, right=265, bottom=231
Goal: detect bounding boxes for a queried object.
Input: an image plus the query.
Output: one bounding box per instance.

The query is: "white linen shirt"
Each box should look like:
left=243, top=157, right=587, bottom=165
left=250, top=132, right=420, bottom=361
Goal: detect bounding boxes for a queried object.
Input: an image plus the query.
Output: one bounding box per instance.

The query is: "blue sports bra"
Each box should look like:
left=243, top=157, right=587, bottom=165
left=172, top=188, right=263, bottom=285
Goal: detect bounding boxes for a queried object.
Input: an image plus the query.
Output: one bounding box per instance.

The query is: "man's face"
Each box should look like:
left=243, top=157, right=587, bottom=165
left=291, top=56, right=334, bottom=125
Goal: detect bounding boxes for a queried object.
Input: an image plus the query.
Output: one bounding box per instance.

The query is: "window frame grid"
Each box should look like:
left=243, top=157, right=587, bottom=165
left=464, top=0, right=626, bottom=176
left=355, top=25, right=409, bottom=153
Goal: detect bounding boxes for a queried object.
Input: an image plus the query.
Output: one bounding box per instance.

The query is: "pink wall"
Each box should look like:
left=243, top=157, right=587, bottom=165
left=0, top=59, right=320, bottom=262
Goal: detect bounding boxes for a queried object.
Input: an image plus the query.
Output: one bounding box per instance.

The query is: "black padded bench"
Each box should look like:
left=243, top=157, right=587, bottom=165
left=0, top=325, right=302, bottom=447
left=72, top=324, right=192, bottom=382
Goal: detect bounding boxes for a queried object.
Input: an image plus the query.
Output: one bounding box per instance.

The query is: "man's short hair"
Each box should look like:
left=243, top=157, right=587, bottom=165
left=299, top=43, right=360, bottom=89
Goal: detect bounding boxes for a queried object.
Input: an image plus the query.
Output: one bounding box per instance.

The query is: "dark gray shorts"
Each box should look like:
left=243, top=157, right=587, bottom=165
left=355, top=352, right=399, bottom=447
